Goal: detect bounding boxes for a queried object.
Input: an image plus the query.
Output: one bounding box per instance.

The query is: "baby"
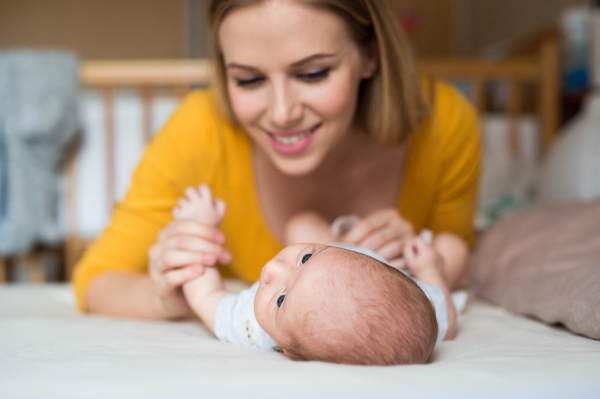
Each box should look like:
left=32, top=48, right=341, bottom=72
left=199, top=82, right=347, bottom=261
left=176, top=185, right=462, bottom=365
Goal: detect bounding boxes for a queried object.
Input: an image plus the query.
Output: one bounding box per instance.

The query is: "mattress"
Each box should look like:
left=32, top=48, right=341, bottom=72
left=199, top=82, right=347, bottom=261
left=1, top=283, right=599, bottom=398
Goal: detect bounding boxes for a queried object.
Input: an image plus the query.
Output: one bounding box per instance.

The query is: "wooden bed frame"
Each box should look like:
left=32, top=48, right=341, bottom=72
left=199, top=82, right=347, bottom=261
left=0, top=33, right=560, bottom=283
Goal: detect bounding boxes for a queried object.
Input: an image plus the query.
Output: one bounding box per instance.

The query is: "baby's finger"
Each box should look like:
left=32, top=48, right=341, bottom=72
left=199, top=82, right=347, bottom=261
left=198, top=184, right=213, bottom=201
left=178, top=198, right=189, bottom=208
left=214, top=198, right=227, bottom=220
left=172, top=207, right=182, bottom=219
left=185, top=186, right=201, bottom=201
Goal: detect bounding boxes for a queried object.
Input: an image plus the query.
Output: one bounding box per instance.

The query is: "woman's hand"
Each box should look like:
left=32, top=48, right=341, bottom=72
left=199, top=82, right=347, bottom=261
left=338, top=208, right=414, bottom=268
left=148, top=218, right=232, bottom=319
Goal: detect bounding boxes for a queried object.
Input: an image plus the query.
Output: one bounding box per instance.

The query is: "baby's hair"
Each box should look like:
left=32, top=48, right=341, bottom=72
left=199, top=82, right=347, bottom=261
left=284, top=252, right=438, bottom=365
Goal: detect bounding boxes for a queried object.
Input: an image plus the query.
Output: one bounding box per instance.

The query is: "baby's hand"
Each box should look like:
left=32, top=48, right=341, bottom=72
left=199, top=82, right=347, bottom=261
left=173, top=184, right=226, bottom=227
left=402, top=237, right=444, bottom=282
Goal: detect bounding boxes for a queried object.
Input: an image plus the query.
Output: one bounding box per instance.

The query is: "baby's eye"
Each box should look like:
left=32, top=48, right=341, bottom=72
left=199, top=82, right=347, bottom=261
left=301, top=253, right=313, bottom=264
left=277, top=293, right=286, bottom=308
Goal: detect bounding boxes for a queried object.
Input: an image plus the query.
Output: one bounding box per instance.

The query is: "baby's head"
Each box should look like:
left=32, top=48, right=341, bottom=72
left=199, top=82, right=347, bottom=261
left=254, top=244, right=438, bottom=365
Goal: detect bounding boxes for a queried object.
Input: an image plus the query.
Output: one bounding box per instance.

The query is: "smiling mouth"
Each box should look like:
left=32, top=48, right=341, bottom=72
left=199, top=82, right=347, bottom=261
left=268, top=124, right=321, bottom=145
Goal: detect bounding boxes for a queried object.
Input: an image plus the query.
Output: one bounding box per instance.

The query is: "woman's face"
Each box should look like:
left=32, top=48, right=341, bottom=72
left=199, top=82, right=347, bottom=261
left=219, top=0, right=377, bottom=175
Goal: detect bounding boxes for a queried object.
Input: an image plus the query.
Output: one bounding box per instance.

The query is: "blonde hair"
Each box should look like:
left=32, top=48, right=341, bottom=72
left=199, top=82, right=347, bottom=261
left=208, top=0, right=430, bottom=146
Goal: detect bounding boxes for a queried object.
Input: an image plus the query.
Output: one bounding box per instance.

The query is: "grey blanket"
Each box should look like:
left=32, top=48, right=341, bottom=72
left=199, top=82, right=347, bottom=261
left=0, top=50, right=79, bottom=256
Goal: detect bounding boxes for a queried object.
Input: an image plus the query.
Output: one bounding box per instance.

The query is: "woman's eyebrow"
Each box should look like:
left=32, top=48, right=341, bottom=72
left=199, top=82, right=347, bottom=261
left=227, top=54, right=337, bottom=72
left=290, top=53, right=337, bottom=68
left=225, top=63, right=259, bottom=72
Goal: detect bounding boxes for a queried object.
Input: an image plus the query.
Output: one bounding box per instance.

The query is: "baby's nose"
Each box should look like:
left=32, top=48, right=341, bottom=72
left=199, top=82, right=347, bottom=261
left=262, top=258, right=283, bottom=285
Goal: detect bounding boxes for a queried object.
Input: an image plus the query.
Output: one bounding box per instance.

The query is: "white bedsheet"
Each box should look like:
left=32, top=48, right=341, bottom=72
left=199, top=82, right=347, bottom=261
left=1, top=283, right=599, bottom=399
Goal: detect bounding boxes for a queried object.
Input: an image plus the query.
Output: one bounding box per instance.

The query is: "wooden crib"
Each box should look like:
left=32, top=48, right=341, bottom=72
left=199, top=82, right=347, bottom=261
left=0, top=32, right=560, bottom=283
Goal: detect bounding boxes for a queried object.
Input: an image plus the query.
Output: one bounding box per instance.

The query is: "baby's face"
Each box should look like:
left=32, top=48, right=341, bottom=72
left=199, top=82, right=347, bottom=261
left=254, top=243, right=365, bottom=352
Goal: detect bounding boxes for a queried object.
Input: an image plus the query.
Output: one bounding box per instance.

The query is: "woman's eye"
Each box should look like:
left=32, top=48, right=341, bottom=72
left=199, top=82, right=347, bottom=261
left=301, top=253, right=313, bottom=264
left=277, top=293, right=286, bottom=308
left=235, top=76, right=264, bottom=87
left=298, top=68, right=330, bottom=83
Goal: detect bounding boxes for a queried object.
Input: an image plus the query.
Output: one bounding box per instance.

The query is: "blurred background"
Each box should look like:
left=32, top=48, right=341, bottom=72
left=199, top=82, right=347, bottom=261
left=0, top=0, right=590, bottom=58
left=1, top=0, right=599, bottom=283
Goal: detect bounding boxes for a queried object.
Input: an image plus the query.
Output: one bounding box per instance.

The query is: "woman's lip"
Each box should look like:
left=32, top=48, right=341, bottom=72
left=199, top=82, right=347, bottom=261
left=266, top=124, right=321, bottom=137
left=265, top=123, right=321, bottom=155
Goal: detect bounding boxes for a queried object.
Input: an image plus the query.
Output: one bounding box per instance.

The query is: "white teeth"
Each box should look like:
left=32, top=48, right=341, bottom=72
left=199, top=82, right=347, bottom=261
left=273, top=131, right=310, bottom=145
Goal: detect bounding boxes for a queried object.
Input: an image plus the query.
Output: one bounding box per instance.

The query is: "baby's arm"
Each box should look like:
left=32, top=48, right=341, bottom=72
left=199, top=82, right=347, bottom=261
left=431, top=233, right=469, bottom=291
left=403, top=237, right=457, bottom=340
left=174, top=184, right=228, bottom=334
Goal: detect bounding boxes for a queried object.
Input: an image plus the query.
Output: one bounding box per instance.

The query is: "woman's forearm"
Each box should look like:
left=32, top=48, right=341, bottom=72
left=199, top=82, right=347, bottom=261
left=85, top=272, right=189, bottom=320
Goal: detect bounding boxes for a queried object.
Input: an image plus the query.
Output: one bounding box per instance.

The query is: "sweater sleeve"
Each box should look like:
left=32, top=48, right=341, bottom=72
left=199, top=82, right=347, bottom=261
left=429, top=84, right=481, bottom=247
left=72, top=91, right=222, bottom=311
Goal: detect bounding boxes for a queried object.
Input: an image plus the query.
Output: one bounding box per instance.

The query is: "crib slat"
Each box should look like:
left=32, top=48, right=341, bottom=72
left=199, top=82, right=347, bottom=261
left=141, top=85, right=153, bottom=143
left=507, top=77, right=522, bottom=156
left=102, top=86, right=116, bottom=212
left=472, top=78, right=486, bottom=114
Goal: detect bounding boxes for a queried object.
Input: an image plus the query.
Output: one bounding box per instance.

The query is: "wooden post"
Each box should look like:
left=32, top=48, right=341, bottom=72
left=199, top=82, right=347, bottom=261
left=539, top=35, right=561, bottom=153
left=0, top=257, right=7, bottom=283
left=472, top=77, right=486, bottom=114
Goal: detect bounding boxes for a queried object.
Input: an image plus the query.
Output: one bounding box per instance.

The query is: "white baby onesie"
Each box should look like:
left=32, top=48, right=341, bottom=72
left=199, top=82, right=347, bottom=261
left=214, top=243, right=450, bottom=349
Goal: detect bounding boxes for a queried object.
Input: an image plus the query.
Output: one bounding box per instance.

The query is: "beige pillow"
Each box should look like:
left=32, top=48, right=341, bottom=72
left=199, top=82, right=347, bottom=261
left=469, top=200, right=600, bottom=340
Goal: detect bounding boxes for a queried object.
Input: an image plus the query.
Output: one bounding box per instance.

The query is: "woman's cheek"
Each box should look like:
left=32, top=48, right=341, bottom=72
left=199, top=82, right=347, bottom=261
left=229, top=87, right=263, bottom=125
left=312, top=75, right=359, bottom=119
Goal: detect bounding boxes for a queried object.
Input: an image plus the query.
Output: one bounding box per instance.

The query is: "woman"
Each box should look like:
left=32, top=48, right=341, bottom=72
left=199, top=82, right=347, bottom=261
left=73, top=0, right=480, bottom=319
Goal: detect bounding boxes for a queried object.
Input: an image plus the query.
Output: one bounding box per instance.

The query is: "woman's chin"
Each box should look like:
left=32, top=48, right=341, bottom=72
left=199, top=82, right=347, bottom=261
left=271, top=156, right=321, bottom=176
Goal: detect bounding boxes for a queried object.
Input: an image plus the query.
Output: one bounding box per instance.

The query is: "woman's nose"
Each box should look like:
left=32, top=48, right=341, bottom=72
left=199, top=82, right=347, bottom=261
left=269, top=81, right=302, bottom=128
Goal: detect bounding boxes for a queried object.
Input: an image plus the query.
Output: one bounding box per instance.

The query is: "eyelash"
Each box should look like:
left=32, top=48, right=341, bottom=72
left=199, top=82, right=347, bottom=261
left=234, top=68, right=331, bottom=87
left=301, top=252, right=313, bottom=264
left=298, top=68, right=330, bottom=82
left=277, top=293, right=286, bottom=308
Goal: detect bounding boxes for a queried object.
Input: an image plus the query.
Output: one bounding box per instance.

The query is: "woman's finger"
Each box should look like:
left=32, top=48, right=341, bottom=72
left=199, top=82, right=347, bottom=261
left=164, top=234, right=228, bottom=255
left=388, top=257, right=407, bottom=270
left=155, top=249, right=216, bottom=271
left=340, top=209, right=396, bottom=245
left=164, top=219, right=225, bottom=244
left=376, top=239, right=406, bottom=260
left=340, top=209, right=414, bottom=253
left=162, top=265, right=205, bottom=288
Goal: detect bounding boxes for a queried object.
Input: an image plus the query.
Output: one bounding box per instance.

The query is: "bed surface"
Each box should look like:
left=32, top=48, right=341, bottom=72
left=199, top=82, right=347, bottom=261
left=1, top=283, right=599, bottom=399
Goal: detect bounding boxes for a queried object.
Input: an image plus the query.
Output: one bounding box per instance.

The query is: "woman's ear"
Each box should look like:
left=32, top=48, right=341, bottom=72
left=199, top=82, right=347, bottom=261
left=360, top=40, right=379, bottom=79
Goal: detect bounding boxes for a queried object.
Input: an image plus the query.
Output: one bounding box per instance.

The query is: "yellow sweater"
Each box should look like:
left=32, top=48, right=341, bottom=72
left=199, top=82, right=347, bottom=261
left=73, top=81, right=480, bottom=311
